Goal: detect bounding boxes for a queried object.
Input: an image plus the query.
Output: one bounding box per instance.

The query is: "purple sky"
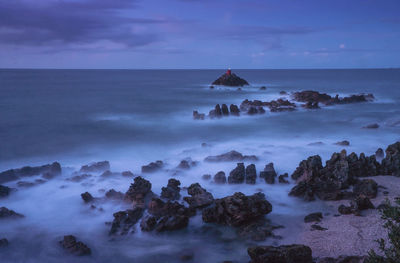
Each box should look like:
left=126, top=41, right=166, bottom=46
left=0, top=0, right=399, bottom=69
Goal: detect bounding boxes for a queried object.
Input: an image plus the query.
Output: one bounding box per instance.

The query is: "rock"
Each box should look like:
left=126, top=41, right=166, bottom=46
left=141, top=161, right=163, bottom=173
left=105, top=189, right=124, bottom=200
left=81, top=192, right=94, bottom=203
left=161, top=179, right=181, bottom=200
left=229, top=104, right=240, bottom=116
left=180, top=250, right=195, bottom=261
left=308, top=142, right=324, bottom=146
left=17, top=181, right=35, bottom=188
left=302, top=101, right=320, bottom=109
left=154, top=215, right=189, bottom=232
left=205, top=151, right=257, bottom=162
left=121, top=171, right=134, bottom=177
left=260, top=86, right=267, bottom=90
left=351, top=194, right=374, bottom=211
left=381, top=141, right=400, bottom=176
left=291, top=155, right=322, bottom=181
left=209, top=85, right=214, bottom=89
left=278, top=173, right=289, bottom=184
left=100, top=170, right=115, bottom=177
left=247, top=106, right=266, bottom=115
left=212, top=72, right=249, bottom=87
left=221, top=104, right=229, bottom=116
left=236, top=218, right=276, bottom=241
left=335, top=140, right=350, bottom=146
left=183, top=183, right=214, bottom=208
left=353, top=179, right=378, bottom=198
left=228, top=163, right=245, bottom=184
left=67, top=173, right=92, bottom=182
left=109, top=207, right=144, bottom=235
left=80, top=161, right=109, bottom=173
left=363, top=123, right=379, bottom=129
left=214, top=171, right=227, bottom=184
left=292, top=90, right=374, bottom=106
left=0, top=238, right=9, bottom=247
left=0, top=185, right=11, bottom=197
left=177, top=160, right=190, bottom=170
left=140, top=215, right=157, bottom=231
left=124, top=176, right=153, bottom=207
left=247, top=244, right=312, bottom=263
left=280, top=91, right=287, bottom=95
left=202, top=192, right=272, bottom=227
left=202, top=174, right=211, bottom=180
left=148, top=198, right=194, bottom=218
left=260, top=163, right=277, bottom=184
left=304, top=212, right=323, bottom=223
left=193, top=111, right=205, bottom=120
left=245, top=164, right=257, bottom=184
left=338, top=205, right=353, bottom=215
left=0, top=207, right=24, bottom=219
left=0, top=162, right=61, bottom=184
left=59, top=235, right=91, bottom=256
left=311, top=224, right=327, bottom=231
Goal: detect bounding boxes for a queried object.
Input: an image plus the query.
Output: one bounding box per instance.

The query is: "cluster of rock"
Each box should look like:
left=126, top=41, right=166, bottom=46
left=212, top=72, right=249, bottom=87
left=107, top=176, right=275, bottom=241
left=204, top=150, right=257, bottom=162
left=193, top=90, right=375, bottom=120
left=59, top=235, right=91, bottom=256
left=0, top=162, right=61, bottom=184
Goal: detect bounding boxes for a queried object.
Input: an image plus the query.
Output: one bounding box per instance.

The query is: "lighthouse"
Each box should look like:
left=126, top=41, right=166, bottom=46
left=226, top=68, right=231, bottom=75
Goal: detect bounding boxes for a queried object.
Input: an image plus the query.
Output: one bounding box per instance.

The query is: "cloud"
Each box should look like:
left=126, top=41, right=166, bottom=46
left=0, top=0, right=169, bottom=49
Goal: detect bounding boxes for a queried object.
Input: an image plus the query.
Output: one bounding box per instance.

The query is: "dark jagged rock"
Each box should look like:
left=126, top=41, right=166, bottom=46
left=124, top=176, right=153, bottom=207
left=302, top=101, right=320, bottom=109
left=214, top=171, right=227, bottom=184
left=291, top=155, right=323, bottom=181
left=338, top=204, right=353, bottom=215
left=304, top=212, right=323, bottom=223
left=381, top=141, right=400, bottom=176
left=140, top=215, right=157, bottom=231
left=161, top=179, right=181, bottom=201
left=202, top=192, right=272, bottom=227
left=100, top=170, right=116, bottom=177
left=353, top=179, right=378, bottom=198
left=141, top=161, right=163, bottom=173
left=202, top=174, right=211, bottom=180
left=154, top=215, right=189, bottom=232
left=230, top=104, right=240, bottom=116
left=228, top=163, right=245, bottom=184
left=363, top=123, right=379, bottom=129
left=0, top=207, right=24, bottom=219
left=278, top=173, right=289, bottom=184
left=193, top=110, right=205, bottom=120
left=60, top=235, right=91, bottom=256
left=240, top=99, right=296, bottom=113
left=122, top=170, right=134, bottom=177
left=247, top=244, right=312, bottom=263
left=105, top=189, right=124, bottom=200
left=209, top=85, right=214, bottom=89
left=245, top=164, right=257, bottom=184
left=375, top=148, right=384, bottom=160
left=0, top=162, right=61, bottom=184
left=81, top=192, right=94, bottom=203
left=338, top=194, right=374, bottom=215
left=335, top=140, right=350, bottom=146
left=183, top=183, right=214, bottom=208
left=260, top=163, right=277, bottom=184
left=148, top=198, right=194, bottom=218
left=205, top=150, right=257, bottom=162
left=0, top=238, right=9, bottom=247
left=311, top=224, right=327, bottom=231
left=177, top=159, right=196, bottom=170
left=67, top=173, right=92, bottom=182
left=209, top=104, right=222, bottom=119
left=212, top=73, right=249, bottom=87
left=109, top=207, right=144, bottom=235
left=221, top=104, right=229, bottom=116
left=80, top=161, right=109, bottom=173
left=0, top=185, right=11, bottom=198
left=292, top=90, right=374, bottom=106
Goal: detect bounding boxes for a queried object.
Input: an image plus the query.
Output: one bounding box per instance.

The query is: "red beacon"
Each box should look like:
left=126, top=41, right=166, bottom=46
left=226, top=68, right=232, bottom=75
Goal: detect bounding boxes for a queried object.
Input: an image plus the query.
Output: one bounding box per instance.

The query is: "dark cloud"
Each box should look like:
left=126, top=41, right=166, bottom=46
left=0, top=0, right=165, bottom=48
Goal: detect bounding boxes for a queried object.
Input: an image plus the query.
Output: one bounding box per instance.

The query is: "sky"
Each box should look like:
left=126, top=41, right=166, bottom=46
left=0, top=0, right=399, bottom=69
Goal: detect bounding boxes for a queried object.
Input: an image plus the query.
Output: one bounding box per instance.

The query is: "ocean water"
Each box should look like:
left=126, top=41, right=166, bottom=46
left=1, top=69, right=400, bottom=262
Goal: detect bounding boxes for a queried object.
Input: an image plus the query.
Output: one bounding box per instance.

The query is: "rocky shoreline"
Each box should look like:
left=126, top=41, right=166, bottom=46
left=1, top=140, right=400, bottom=262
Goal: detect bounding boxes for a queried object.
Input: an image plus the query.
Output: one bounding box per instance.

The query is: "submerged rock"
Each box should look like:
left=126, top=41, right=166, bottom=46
left=193, top=110, right=205, bottom=120
left=204, top=150, right=257, bottom=162
left=59, top=235, right=91, bottom=256
left=81, top=192, right=94, bottom=203
left=0, top=238, right=9, bottom=247
left=247, top=244, right=312, bottom=263
left=335, top=140, right=350, bottom=146
left=109, top=207, right=144, bottom=235
left=183, top=183, right=214, bottom=208
left=304, top=212, right=323, bottom=223
left=212, top=72, right=249, bottom=87
left=105, top=189, right=124, bottom=200
left=214, top=171, right=227, bottom=184
left=228, top=163, right=245, bottom=184
left=0, top=162, right=61, bottom=184
left=161, top=179, right=181, bottom=201
left=0, top=207, right=24, bottom=219
left=141, top=161, right=163, bottom=173
left=363, top=123, right=379, bottom=129
left=67, top=173, right=92, bottom=183
left=245, top=164, right=257, bottom=184
left=202, top=192, right=272, bottom=227
left=80, top=161, right=109, bottom=173
left=0, top=185, right=11, bottom=197
left=260, top=163, right=277, bottom=184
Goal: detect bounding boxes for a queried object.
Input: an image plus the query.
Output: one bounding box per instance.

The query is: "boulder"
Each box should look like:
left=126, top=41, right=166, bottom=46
left=59, top=235, right=91, bottom=256
left=335, top=140, right=350, bottom=146
left=278, top=173, right=289, bottom=184
left=183, top=183, right=214, bottom=208
left=260, top=163, right=277, bottom=184
left=381, top=141, right=400, bottom=176
left=363, top=123, right=379, bottom=129
left=140, top=215, right=157, bottom=231
left=105, top=189, right=124, bottom=200
left=193, top=111, right=205, bottom=120
left=124, top=176, right=153, bottom=207
left=81, top=192, right=94, bottom=203
left=291, top=155, right=322, bottom=181
left=161, top=179, right=181, bottom=200
left=80, top=161, right=109, bottom=173
left=229, top=104, right=240, bottom=116
left=109, top=207, right=144, bottom=235
left=353, top=179, right=378, bottom=198
left=0, top=207, right=24, bottom=219
left=202, top=192, right=272, bottom=227
left=0, top=238, right=8, bottom=247
left=245, top=164, right=257, bottom=184
left=214, top=171, right=227, bottom=184
left=260, top=86, right=267, bottom=90
left=121, top=171, right=134, bottom=177
left=0, top=162, right=61, bottom=184
left=237, top=218, right=276, bottom=241
left=311, top=224, right=327, bottom=231
left=221, top=104, right=229, bottom=116
left=141, top=161, right=163, bottom=173
left=0, top=185, right=11, bottom=198
left=228, top=163, right=245, bottom=184
left=204, top=150, right=257, bottom=162
left=154, top=215, right=189, bottom=232
left=304, top=212, right=323, bottom=223
left=302, top=101, right=320, bottom=109
left=375, top=148, right=384, bottom=160
left=67, top=173, right=92, bottom=182
left=212, top=73, right=249, bottom=87
left=202, top=174, right=211, bottom=180
left=247, top=244, right=313, bottom=263
left=338, top=194, right=374, bottom=215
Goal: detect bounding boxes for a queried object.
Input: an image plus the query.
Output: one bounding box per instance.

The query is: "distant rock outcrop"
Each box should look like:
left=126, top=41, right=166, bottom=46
left=212, top=71, right=249, bottom=87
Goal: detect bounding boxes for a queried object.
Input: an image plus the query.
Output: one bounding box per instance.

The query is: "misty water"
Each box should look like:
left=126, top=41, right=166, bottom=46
left=1, top=69, right=400, bottom=262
